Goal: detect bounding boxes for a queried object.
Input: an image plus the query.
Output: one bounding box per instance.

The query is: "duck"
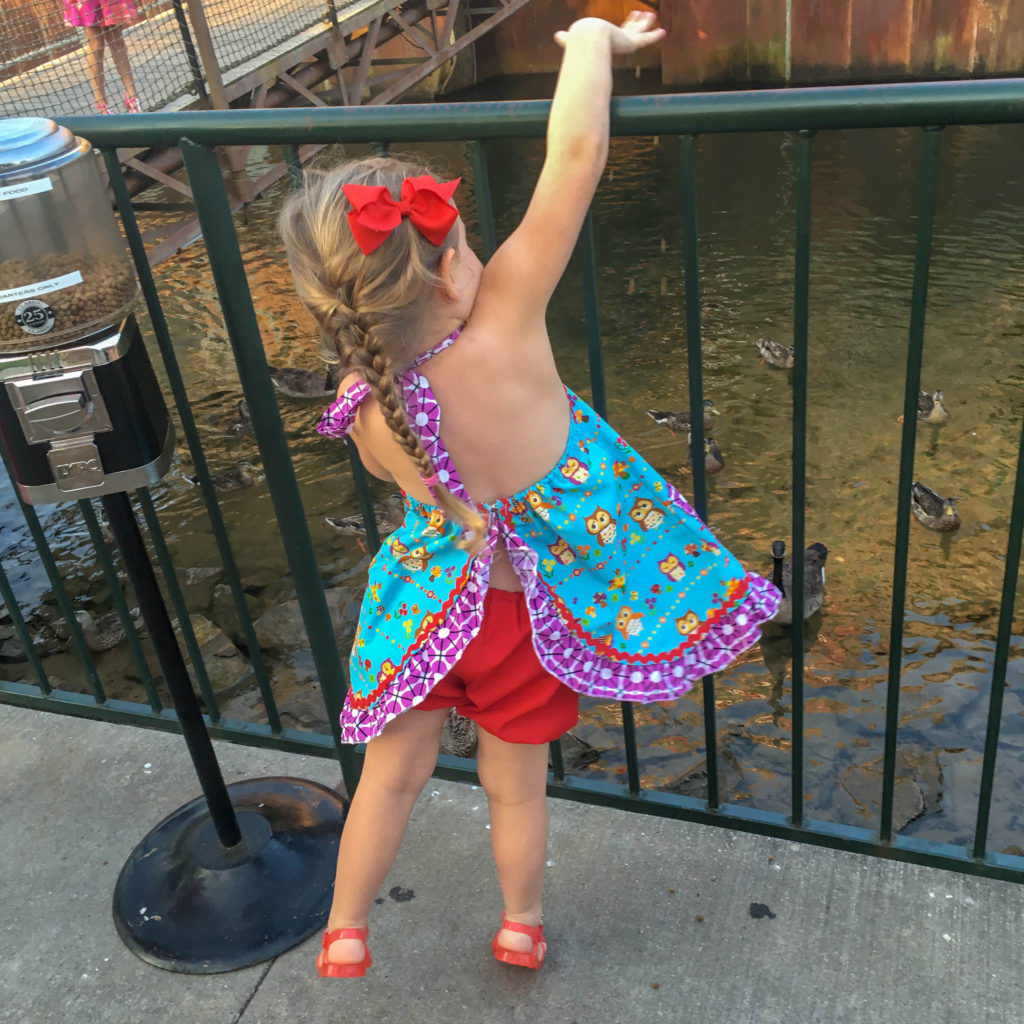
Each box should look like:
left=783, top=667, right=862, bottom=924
left=686, top=435, right=725, bottom=475
left=769, top=540, right=828, bottom=624
left=73, top=608, right=142, bottom=653
left=911, top=481, right=960, bottom=531
left=897, top=390, right=950, bottom=425
left=267, top=365, right=337, bottom=399
left=440, top=708, right=478, bottom=758
left=647, top=399, right=720, bottom=434
left=917, top=389, right=950, bottom=424
left=756, top=335, right=794, bottom=369
left=184, top=461, right=259, bottom=491
left=326, top=492, right=405, bottom=539
left=225, top=399, right=251, bottom=436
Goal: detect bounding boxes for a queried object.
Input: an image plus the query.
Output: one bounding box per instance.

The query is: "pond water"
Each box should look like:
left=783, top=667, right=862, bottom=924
left=3, top=72, right=1024, bottom=852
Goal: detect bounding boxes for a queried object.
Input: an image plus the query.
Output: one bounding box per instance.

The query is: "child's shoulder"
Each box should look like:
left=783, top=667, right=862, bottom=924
left=336, top=370, right=363, bottom=400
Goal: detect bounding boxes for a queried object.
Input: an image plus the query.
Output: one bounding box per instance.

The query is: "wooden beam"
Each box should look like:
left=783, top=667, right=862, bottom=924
left=350, top=15, right=383, bottom=105
left=277, top=69, right=330, bottom=106
left=123, top=156, right=194, bottom=199
left=387, top=7, right=439, bottom=54
left=371, top=0, right=529, bottom=106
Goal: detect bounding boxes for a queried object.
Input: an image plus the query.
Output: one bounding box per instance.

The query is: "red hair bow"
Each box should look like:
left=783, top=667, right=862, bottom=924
left=342, top=175, right=461, bottom=255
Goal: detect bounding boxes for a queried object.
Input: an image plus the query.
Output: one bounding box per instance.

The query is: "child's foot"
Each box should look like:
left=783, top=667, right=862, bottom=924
left=316, top=926, right=372, bottom=978
left=95, top=101, right=112, bottom=115
left=492, top=912, right=546, bottom=969
left=124, top=95, right=142, bottom=113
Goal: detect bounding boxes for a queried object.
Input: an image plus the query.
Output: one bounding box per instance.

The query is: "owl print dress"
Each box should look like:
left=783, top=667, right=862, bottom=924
left=318, top=328, right=781, bottom=744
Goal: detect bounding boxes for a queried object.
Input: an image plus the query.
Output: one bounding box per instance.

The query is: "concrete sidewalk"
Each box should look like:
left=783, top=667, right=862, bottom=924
left=2, top=702, right=1022, bottom=1024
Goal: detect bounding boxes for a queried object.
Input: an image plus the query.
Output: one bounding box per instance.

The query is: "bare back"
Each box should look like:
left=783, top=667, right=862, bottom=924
left=341, top=20, right=663, bottom=588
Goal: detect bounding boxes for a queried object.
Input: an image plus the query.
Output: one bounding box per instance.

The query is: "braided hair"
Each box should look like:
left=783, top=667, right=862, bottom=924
left=279, top=156, right=485, bottom=551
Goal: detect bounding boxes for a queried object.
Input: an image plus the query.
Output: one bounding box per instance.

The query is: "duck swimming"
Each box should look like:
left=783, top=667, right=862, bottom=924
left=326, top=493, right=406, bottom=538
left=73, top=608, right=141, bottom=653
left=185, top=461, right=259, bottom=491
left=911, top=482, right=960, bottom=531
left=769, top=540, right=828, bottom=624
left=225, top=399, right=251, bottom=436
left=267, top=365, right=337, bottom=399
left=917, top=390, right=950, bottom=424
left=898, top=390, right=950, bottom=425
left=647, top=400, right=720, bottom=434
left=686, top=435, right=725, bottom=475
left=756, top=335, right=794, bottom=369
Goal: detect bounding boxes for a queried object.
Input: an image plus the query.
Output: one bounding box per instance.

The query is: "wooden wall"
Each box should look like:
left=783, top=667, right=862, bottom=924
left=474, top=0, right=663, bottom=78
left=477, top=0, right=1024, bottom=87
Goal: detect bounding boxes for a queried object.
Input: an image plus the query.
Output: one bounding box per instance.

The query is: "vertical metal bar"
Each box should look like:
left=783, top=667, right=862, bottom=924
left=179, top=138, right=357, bottom=791
left=467, top=140, right=497, bottom=261
left=346, top=439, right=382, bottom=554
left=549, top=738, right=565, bottom=782
left=620, top=703, right=642, bottom=796
left=679, top=134, right=708, bottom=523
left=577, top=210, right=607, bottom=420
left=576, top=207, right=639, bottom=789
left=0, top=558, right=50, bottom=694
left=102, top=149, right=280, bottom=733
left=78, top=499, right=162, bottom=713
left=790, top=130, right=814, bottom=827
left=14, top=498, right=104, bottom=701
left=679, top=133, right=719, bottom=809
left=283, top=144, right=304, bottom=190
left=136, top=489, right=241, bottom=727
left=880, top=126, right=942, bottom=842
left=972, top=408, right=1024, bottom=858
left=171, top=0, right=209, bottom=103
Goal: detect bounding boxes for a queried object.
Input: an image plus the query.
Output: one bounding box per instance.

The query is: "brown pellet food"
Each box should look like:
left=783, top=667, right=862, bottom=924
left=0, top=252, right=137, bottom=350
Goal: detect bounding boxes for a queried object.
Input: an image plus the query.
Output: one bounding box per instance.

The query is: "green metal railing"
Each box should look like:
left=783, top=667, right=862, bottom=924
left=1, top=79, right=1023, bottom=880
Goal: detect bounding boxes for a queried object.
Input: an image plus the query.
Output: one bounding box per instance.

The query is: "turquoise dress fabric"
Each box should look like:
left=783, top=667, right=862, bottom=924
left=318, top=337, right=780, bottom=743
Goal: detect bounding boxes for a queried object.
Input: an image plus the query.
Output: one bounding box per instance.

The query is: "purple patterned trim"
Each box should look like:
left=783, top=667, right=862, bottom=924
left=339, top=510, right=782, bottom=741
left=323, top=325, right=782, bottom=743
left=316, top=325, right=462, bottom=442
left=338, top=522, right=495, bottom=743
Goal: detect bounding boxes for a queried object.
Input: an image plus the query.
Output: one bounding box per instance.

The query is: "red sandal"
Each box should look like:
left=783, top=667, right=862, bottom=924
left=316, top=926, right=372, bottom=978
left=491, top=914, right=546, bottom=970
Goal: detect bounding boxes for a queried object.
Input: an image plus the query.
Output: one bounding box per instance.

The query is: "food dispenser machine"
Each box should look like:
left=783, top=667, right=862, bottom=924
left=0, top=116, right=346, bottom=973
left=0, top=117, right=172, bottom=503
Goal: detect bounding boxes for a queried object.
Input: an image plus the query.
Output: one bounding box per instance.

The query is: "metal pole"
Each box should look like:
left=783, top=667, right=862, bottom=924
left=171, top=0, right=209, bottom=103
left=101, top=491, right=243, bottom=848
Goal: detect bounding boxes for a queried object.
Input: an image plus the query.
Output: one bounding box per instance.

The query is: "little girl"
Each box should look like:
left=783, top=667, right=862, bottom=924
left=279, top=11, right=780, bottom=976
left=64, top=0, right=141, bottom=114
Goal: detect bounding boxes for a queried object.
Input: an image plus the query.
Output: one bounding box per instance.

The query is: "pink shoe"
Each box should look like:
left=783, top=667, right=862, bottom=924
left=95, top=101, right=112, bottom=115
left=316, top=926, right=372, bottom=978
left=491, top=914, right=546, bottom=970
left=124, top=95, right=142, bottom=113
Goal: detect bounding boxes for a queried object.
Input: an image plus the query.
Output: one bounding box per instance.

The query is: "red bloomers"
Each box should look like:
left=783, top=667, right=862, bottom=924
left=415, top=588, right=579, bottom=744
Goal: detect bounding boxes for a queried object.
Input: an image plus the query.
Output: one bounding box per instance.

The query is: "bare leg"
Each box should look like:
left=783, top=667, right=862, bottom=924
left=319, top=706, right=448, bottom=970
left=82, top=26, right=107, bottom=108
left=103, top=26, right=138, bottom=99
left=476, top=727, right=550, bottom=954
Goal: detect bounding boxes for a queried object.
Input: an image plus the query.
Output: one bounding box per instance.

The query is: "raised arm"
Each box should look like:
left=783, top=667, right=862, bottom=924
left=473, top=12, right=665, bottom=328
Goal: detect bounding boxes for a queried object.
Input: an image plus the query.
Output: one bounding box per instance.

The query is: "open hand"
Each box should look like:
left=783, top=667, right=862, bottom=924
left=554, top=11, right=666, bottom=54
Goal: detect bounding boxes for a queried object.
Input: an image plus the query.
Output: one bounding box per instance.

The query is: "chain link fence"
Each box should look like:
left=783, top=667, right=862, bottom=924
left=1, top=0, right=360, bottom=118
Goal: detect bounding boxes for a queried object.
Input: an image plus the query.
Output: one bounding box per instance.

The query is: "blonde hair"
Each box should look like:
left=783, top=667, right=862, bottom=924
left=279, top=156, right=485, bottom=551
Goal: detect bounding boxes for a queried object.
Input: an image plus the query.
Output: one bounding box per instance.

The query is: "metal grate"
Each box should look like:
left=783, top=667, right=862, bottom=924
left=2, top=84, right=1024, bottom=883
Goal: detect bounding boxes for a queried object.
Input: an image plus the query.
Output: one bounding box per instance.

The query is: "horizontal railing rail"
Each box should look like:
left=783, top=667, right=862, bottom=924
left=1, top=77, right=1023, bottom=881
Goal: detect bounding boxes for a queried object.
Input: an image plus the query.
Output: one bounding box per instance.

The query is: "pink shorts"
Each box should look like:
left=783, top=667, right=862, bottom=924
left=64, top=0, right=137, bottom=28
left=415, top=589, right=579, bottom=744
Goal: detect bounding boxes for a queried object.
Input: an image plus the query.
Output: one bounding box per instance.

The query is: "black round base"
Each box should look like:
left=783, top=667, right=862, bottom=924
left=112, top=777, right=348, bottom=974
